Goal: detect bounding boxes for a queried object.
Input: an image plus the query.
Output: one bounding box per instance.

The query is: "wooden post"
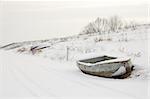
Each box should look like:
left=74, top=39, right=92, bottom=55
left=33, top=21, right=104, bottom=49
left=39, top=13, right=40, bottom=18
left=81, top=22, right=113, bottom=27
left=66, top=46, right=69, bottom=61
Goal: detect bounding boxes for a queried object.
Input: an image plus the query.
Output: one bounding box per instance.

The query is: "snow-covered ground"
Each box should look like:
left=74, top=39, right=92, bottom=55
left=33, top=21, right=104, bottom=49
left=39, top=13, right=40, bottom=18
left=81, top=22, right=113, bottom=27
left=1, top=25, right=149, bottom=78
left=0, top=24, right=149, bottom=98
left=0, top=51, right=148, bottom=99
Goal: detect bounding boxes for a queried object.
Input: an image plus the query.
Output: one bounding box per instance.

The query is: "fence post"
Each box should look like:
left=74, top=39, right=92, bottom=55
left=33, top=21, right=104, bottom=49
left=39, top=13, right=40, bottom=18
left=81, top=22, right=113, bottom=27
left=66, top=46, right=69, bottom=61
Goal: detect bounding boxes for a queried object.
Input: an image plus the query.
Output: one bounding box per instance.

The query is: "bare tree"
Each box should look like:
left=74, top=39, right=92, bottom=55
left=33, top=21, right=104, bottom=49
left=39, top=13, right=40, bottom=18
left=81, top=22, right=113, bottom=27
left=80, top=16, right=136, bottom=35
left=109, top=16, right=123, bottom=32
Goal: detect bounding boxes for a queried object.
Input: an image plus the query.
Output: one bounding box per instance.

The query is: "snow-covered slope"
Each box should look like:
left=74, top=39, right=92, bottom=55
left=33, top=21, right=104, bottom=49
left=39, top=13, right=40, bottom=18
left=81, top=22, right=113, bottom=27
left=0, top=24, right=149, bottom=79
left=0, top=24, right=149, bottom=98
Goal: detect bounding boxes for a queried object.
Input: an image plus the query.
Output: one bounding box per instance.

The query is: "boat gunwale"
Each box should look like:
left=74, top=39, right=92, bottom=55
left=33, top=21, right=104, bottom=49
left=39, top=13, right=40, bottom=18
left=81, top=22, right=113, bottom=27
left=77, top=55, right=131, bottom=67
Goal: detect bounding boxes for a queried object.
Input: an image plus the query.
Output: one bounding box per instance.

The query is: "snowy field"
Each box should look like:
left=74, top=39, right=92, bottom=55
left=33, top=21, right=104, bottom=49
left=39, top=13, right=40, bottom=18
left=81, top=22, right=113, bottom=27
left=0, top=25, right=149, bottom=99
left=0, top=51, right=148, bottom=99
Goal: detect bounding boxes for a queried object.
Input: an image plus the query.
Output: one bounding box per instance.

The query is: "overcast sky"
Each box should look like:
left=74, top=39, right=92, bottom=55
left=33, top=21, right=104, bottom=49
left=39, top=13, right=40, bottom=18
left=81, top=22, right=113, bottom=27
left=0, top=0, right=149, bottom=44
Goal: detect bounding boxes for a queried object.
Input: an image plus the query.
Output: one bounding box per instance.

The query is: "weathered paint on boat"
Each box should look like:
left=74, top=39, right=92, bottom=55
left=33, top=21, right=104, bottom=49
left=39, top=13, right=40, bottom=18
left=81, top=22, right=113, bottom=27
left=77, top=55, right=132, bottom=79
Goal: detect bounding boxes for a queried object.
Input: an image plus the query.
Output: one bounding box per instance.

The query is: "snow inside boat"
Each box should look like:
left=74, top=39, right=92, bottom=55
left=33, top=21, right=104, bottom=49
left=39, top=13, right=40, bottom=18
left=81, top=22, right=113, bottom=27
left=77, top=55, right=132, bottom=79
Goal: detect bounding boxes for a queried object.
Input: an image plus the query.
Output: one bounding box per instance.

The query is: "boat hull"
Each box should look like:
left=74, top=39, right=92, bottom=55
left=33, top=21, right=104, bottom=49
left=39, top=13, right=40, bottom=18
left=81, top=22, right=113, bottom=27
left=77, top=56, right=132, bottom=79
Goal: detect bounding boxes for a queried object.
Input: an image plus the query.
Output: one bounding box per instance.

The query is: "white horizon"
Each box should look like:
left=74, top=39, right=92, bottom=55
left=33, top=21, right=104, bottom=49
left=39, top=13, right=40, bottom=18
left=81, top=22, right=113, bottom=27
left=0, top=0, right=149, bottom=45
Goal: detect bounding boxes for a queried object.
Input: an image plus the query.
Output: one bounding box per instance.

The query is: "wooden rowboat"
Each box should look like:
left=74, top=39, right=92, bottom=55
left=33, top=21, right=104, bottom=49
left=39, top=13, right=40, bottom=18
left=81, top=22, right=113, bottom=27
left=77, top=55, right=132, bottom=79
